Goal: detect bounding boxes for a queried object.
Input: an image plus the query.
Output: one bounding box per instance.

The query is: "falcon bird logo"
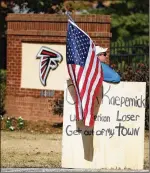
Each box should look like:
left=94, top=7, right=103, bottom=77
left=36, top=46, right=63, bottom=86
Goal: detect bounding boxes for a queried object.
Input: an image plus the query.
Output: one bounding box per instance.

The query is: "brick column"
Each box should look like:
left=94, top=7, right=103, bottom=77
left=5, top=14, right=111, bottom=122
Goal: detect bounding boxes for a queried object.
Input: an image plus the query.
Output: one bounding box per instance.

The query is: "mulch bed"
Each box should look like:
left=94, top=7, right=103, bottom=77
left=1, top=118, right=63, bottom=134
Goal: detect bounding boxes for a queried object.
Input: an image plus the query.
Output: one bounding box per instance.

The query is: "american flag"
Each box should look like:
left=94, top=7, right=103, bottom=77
left=66, top=19, right=103, bottom=127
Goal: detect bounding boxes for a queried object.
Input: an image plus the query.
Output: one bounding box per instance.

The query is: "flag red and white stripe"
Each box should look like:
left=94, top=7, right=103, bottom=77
left=66, top=20, right=103, bottom=127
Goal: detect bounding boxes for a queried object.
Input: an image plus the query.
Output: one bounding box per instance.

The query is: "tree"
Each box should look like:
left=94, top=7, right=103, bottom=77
left=88, top=0, right=149, bottom=42
left=0, top=0, right=65, bottom=14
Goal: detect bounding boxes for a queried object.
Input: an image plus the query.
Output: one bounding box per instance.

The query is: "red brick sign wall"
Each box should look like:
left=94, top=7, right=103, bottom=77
left=5, top=14, right=111, bottom=122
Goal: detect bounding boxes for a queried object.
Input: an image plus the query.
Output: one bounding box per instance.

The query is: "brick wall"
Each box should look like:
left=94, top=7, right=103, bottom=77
left=5, top=14, right=111, bottom=122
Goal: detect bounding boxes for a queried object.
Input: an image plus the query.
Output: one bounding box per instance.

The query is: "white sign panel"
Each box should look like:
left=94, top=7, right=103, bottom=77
left=62, top=80, right=146, bottom=170
left=21, top=43, right=68, bottom=90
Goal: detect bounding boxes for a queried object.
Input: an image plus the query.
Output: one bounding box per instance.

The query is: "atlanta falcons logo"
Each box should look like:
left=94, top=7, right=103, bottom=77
left=36, top=46, right=63, bottom=86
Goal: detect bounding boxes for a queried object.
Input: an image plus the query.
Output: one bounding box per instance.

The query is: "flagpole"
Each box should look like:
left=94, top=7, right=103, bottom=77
left=65, top=10, right=75, bottom=23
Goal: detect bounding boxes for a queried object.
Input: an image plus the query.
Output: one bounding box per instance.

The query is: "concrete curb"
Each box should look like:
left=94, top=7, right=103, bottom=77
left=1, top=168, right=149, bottom=172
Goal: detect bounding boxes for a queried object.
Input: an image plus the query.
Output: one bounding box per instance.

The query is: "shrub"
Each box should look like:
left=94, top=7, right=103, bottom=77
left=1, top=116, right=25, bottom=131
left=52, top=96, right=64, bottom=117
left=0, top=70, right=6, bottom=115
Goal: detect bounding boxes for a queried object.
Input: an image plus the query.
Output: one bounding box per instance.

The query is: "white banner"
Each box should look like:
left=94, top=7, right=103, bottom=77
left=62, top=80, right=146, bottom=170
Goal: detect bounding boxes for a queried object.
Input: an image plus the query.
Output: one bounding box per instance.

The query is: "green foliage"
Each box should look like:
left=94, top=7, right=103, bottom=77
left=1, top=116, right=25, bottom=131
left=27, top=0, right=52, bottom=13
left=18, top=116, right=25, bottom=129
left=111, top=13, right=149, bottom=41
left=52, top=97, right=63, bottom=117
left=6, top=117, right=12, bottom=129
left=88, top=0, right=149, bottom=42
left=0, top=70, right=6, bottom=115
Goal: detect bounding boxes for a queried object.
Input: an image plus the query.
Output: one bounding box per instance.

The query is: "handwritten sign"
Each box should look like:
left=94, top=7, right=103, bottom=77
left=61, top=80, right=146, bottom=170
